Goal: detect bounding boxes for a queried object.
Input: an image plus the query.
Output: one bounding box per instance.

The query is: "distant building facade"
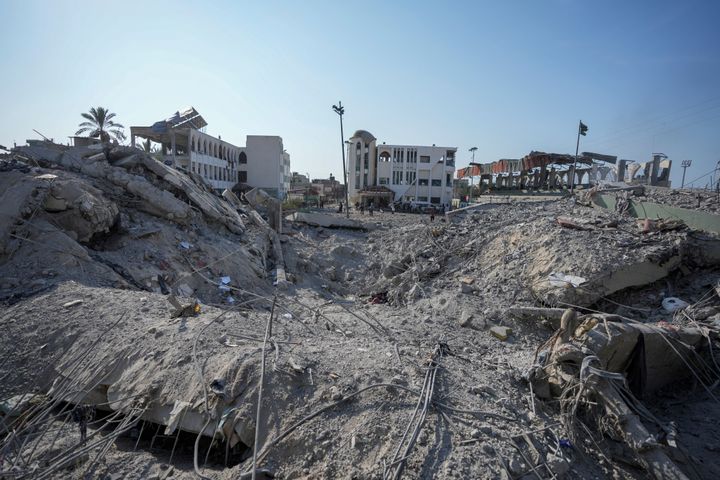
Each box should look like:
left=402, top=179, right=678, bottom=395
left=346, top=129, right=456, bottom=206
left=244, top=135, right=291, bottom=199
left=130, top=107, right=291, bottom=198
left=311, top=174, right=342, bottom=201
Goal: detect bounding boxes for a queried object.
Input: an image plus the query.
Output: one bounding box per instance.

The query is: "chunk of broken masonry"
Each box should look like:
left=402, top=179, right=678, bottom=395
left=490, top=325, right=512, bottom=340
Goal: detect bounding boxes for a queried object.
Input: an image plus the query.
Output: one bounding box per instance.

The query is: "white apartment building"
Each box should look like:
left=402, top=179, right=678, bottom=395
left=130, top=108, right=290, bottom=198
left=346, top=129, right=456, bottom=206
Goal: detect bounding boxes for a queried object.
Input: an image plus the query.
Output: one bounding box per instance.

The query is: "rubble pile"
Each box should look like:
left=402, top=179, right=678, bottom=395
left=639, top=186, right=720, bottom=213
left=0, top=143, right=267, bottom=304
left=351, top=200, right=717, bottom=311
left=2, top=148, right=720, bottom=480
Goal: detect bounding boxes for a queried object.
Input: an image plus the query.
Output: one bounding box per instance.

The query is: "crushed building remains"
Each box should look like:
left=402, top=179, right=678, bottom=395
left=1, top=139, right=720, bottom=479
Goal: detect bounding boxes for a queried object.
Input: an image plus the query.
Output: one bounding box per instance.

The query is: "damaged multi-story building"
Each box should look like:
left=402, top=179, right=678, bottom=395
left=346, top=129, right=456, bottom=207
left=456, top=150, right=673, bottom=191
left=130, top=107, right=291, bottom=198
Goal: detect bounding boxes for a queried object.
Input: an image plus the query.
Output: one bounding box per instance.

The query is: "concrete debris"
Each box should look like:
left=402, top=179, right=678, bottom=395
left=1, top=175, right=720, bottom=480
left=245, top=187, right=282, bottom=233
left=459, top=309, right=474, bottom=328
left=287, top=211, right=366, bottom=230
left=489, top=325, right=512, bottom=340
left=15, top=142, right=245, bottom=233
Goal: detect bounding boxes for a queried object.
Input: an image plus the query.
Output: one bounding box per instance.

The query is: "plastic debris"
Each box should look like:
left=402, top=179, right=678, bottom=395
left=219, top=276, right=232, bottom=292
left=559, top=439, right=572, bottom=449
left=662, top=297, right=689, bottom=313
left=179, top=241, right=192, bottom=249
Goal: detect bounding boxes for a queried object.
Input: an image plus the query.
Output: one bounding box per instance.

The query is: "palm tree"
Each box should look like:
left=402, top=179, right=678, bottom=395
left=76, top=107, right=126, bottom=143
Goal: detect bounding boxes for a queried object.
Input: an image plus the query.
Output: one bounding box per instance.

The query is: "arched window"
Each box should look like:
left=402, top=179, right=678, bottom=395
left=239, top=152, right=247, bottom=164
left=356, top=142, right=361, bottom=150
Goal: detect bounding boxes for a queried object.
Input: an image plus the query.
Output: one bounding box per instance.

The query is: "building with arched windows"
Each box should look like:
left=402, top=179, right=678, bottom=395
left=130, top=107, right=291, bottom=198
left=346, top=129, right=456, bottom=207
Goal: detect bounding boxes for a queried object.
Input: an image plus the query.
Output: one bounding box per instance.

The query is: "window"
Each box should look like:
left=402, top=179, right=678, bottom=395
left=364, top=152, right=369, bottom=169
left=363, top=173, right=368, bottom=186
left=417, top=196, right=428, bottom=202
left=379, top=152, right=390, bottom=162
left=420, top=155, right=430, bottom=163
left=431, top=179, right=442, bottom=186
left=408, top=149, right=417, bottom=163
left=239, top=171, right=247, bottom=183
left=404, top=196, right=415, bottom=202
left=405, top=171, right=416, bottom=184
left=239, top=152, right=247, bottom=164
left=418, top=179, right=429, bottom=186
left=379, top=177, right=389, bottom=185
left=355, top=174, right=360, bottom=189
left=446, top=173, right=452, bottom=186
left=431, top=197, right=441, bottom=204
left=392, top=171, right=403, bottom=184
left=446, top=151, right=455, bottom=166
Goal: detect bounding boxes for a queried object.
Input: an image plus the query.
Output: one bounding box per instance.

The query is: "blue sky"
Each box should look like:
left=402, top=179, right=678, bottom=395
left=2, top=0, right=719, bottom=187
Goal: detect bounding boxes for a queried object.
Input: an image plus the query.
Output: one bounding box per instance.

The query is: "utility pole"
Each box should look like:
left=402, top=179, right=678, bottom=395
left=680, top=160, right=692, bottom=189
left=469, top=147, right=477, bottom=202
left=332, top=101, right=350, bottom=217
left=570, top=121, right=588, bottom=193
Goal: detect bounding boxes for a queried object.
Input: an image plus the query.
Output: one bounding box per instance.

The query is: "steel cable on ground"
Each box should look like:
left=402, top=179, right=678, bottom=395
left=2, top=311, right=129, bottom=446
left=251, top=295, right=276, bottom=480
left=388, top=347, right=441, bottom=480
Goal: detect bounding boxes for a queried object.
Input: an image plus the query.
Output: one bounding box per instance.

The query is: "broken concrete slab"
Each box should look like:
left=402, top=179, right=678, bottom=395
left=287, top=212, right=366, bottom=230
left=14, top=144, right=244, bottom=234
left=592, top=193, right=720, bottom=235
left=246, top=187, right=282, bottom=232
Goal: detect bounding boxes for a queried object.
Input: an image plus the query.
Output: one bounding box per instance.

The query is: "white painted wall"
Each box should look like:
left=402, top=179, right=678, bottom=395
left=244, top=135, right=289, bottom=199
left=376, top=144, right=455, bottom=206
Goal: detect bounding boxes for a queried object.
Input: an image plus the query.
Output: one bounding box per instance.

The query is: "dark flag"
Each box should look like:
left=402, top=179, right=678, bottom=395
left=579, top=121, right=588, bottom=136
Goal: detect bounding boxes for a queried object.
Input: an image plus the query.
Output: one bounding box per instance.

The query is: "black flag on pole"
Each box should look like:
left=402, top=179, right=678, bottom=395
left=579, top=121, right=588, bottom=136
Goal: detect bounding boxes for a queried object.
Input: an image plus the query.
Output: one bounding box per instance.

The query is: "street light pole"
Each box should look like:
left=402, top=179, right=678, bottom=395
left=332, top=101, right=350, bottom=218
left=469, top=147, right=477, bottom=201
left=680, top=159, right=692, bottom=189
left=571, top=120, right=588, bottom=193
